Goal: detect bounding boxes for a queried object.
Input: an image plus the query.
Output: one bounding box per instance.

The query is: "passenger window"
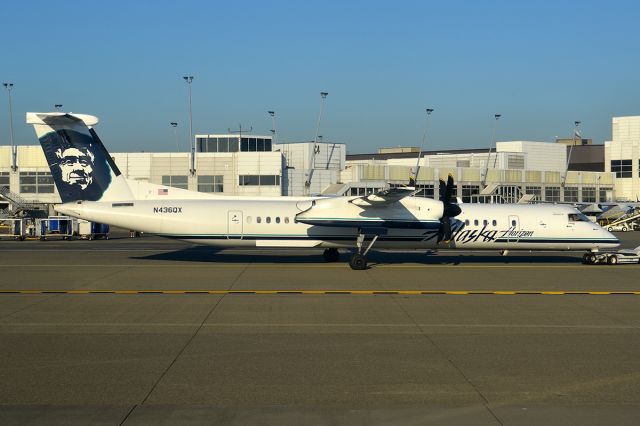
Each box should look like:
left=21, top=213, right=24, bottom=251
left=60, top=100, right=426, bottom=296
left=474, top=219, right=479, bottom=226
left=284, top=217, right=290, bottom=224
left=464, top=219, right=470, bottom=226
left=492, top=220, right=497, bottom=226
left=275, top=217, right=280, bottom=224
left=511, top=220, right=517, bottom=227
left=247, top=216, right=252, bottom=224
left=483, top=220, right=488, bottom=226
left=257, top=217, right=261, bottom=224
left=266, top=217, right=271, bottom=224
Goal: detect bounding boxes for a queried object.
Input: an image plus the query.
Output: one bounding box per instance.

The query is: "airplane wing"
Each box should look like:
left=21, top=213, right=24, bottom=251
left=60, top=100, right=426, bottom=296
left=295, top=185, right=443, bottom=230
left=350, top=186, right=419, bottom=207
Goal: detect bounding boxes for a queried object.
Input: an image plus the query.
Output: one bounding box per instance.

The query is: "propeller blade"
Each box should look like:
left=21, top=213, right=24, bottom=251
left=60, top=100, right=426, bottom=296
left=444, top=174, right=454, bottom=203
left=438, top=179, right=446, bottom=201
left=442, top=217, right=452, bottom=242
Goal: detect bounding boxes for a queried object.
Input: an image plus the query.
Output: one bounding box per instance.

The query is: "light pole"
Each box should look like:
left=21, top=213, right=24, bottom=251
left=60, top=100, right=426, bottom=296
left=491, top=114, right=502, bottom=169
left=3, top=83, right=16, bottom=172
left=313, top=92, right=328, bottom=146
left=563, top=120, right=581, bottom=188
left=412, top=108, right=434, bottom=186
left=305, top=91, right=328, bottom=194
left=481, top=113, right=501, bottom=187
left=170, top=122, right=179, bottom=152
left=268, top=111, right=277, bottom=145
left=183, top=76, right=195, bottom=175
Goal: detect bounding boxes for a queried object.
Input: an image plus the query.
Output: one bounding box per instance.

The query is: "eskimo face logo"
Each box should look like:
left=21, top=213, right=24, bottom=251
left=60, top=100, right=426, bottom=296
left=39, top=127, right=112, bottom=202
left=55, top=147, right=95, bottom=190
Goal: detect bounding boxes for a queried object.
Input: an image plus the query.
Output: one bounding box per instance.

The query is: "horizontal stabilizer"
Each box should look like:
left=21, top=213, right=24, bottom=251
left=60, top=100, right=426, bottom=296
left=26, top=112, right=99, bottom=127
left=26, top=112, right=134, bottom=203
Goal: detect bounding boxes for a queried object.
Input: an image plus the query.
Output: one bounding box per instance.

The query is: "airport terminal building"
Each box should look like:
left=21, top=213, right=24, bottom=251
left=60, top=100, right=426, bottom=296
left=3, top=115, right=640, bottom=212
left=342, top=141, right=616, bottom=203
left=605, top=116, right=640, bottom=201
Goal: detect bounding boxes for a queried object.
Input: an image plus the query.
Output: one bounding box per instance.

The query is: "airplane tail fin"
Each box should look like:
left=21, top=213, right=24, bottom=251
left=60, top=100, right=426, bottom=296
left=26, top=112, right=133, bottom=203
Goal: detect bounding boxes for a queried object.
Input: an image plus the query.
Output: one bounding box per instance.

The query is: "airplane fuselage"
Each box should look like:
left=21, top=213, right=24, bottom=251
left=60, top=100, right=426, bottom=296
left=57, top=196, right=619, bottom=251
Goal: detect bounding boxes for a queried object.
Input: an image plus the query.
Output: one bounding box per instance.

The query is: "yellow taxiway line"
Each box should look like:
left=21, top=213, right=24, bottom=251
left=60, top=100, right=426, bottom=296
left=1, top=290, right=640, bottom=295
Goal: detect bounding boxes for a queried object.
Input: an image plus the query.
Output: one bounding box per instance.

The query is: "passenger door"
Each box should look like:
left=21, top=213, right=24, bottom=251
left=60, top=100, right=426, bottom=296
left=227, top=210, right=243, bottom=239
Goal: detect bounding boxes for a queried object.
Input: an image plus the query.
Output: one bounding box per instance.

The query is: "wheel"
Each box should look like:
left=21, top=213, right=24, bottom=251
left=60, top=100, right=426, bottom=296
left=622, top=227, right=628, bottom=232
left=582, top=253, right=590, bottom=264
left=322, top=248, right=340, bottom=262
left=607, top=255, right=618, bottom=265
left=607, top=227, right=613, bottom=232
left=587, top=254, right=597, bottom=264
left=349, top=253, right=367, bottom=270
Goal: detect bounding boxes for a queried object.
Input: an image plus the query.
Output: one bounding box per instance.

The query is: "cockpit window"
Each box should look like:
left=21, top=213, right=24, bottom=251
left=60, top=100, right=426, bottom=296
left=568, top=213, right=589, bottom=222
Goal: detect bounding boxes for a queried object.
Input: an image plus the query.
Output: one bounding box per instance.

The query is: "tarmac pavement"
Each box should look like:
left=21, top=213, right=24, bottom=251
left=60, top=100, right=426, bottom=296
left=0, top=231, right=639, bottom=425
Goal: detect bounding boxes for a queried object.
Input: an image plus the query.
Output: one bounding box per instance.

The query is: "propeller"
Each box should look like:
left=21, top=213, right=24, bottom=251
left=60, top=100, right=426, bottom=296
left=437, top=174, right=462, bottom=243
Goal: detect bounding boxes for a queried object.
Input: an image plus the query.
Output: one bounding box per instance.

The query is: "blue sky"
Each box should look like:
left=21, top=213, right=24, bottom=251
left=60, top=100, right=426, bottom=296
left=1, top=0, right=639, bottom=153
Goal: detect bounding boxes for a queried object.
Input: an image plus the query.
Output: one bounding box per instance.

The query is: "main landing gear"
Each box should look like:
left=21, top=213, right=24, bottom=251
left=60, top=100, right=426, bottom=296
left=323, top=248, right=340, bottom=262
left=348, top=229, right=384, bottom=270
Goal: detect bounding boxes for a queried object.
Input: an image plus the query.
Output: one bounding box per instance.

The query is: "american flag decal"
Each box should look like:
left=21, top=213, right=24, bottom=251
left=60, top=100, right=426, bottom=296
left=158, top=188, right=168, bottom=195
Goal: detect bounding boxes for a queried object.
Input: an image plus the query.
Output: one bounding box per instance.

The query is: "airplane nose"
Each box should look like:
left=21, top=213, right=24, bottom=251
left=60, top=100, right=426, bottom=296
left=603, top=228, right=620, bottom=247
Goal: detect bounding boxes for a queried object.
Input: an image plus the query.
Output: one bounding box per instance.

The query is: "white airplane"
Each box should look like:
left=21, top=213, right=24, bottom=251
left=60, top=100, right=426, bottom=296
left=27, top=112, right=619, bottom=269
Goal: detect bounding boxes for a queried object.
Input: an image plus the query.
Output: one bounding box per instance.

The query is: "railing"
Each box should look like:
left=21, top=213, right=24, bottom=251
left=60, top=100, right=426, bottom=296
left=0, top=186, right=45, bottom=209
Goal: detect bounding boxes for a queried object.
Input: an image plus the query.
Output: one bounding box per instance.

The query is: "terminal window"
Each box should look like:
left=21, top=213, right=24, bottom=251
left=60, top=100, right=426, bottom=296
left=0, top=172, right=9, bottom=188
left=563, top=187, right=579, bottom=203
left=162, top=175, right=188, bottom=190
left=525, top=186, right=542, bottom=200
left=240, top=138, right=272, bottom=152
left=350, top=187, right=382, bottom=196
left=197, top=137, right=240, bottom=153
left=239, top=175, right=281, bottom=186
left=507, top=154, right=525, bottom=169
left=417, top=184, right=435, bottom=198
left=545, top=186, right=560, bottom=202
left=197, top=175, right=223, bottom=193
left=19, top=172, right=54, bottom=194
left=582, top=187, right=596, bottom=203
left=461, top=185, right=480, bottom=203
left=198, top=137, right=272, bottom=153
left=611, top=159, right=632, bottom=178
left=599, top=187, right=612, bottom=202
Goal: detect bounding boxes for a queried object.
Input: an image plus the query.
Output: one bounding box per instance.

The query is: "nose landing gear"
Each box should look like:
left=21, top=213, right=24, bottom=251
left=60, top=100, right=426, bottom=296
left=347, top=228, right=385, bottom=270
left=349, top=253, right=367, bottom=270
